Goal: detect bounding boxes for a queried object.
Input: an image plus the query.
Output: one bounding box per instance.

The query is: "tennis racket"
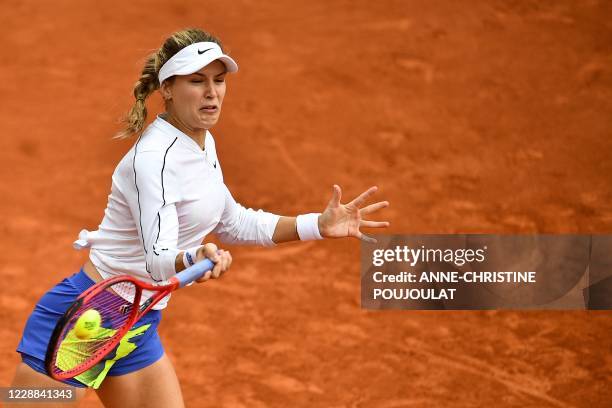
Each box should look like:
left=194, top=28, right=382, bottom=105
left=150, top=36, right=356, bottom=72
left=45, top=259, right=215, bottom=381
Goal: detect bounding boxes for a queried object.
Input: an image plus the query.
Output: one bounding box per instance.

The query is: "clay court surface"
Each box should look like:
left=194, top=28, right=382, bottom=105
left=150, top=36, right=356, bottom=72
left=1, top=0, right=611, bottom=406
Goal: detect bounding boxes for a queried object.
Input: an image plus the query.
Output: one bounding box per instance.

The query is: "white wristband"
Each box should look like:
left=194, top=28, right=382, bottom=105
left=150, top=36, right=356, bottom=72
left=182, top=246, right=202, bottom=269
left=296, top=213, right=323, bottom=241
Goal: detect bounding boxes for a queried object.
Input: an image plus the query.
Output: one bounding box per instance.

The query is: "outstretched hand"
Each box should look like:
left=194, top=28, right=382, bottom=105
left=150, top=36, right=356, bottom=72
left=318, top=185, right=389, bottom=243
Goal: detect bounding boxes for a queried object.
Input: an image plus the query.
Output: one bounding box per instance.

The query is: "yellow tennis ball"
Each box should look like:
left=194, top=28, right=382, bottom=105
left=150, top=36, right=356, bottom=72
left=74, top=309, right=101, bottom=340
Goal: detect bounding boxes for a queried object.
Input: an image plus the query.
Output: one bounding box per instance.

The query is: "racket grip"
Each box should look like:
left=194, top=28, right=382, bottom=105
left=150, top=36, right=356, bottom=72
left=175, top=259, right=215, bottom=288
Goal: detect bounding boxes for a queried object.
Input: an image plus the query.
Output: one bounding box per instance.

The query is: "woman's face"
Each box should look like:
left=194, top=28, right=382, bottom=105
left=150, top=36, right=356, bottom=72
left=162, top=60, right=227, bottom=134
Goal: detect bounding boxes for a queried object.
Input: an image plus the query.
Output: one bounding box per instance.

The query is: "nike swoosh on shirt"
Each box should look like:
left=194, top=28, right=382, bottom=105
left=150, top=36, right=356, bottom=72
left=198, top=48, right=213, bottom=55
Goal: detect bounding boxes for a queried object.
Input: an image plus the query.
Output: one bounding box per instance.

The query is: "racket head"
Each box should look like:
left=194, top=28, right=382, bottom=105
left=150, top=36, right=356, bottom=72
left=45, top=259, right=214, bottom=381
left=45, top=276, right=143, bottom=380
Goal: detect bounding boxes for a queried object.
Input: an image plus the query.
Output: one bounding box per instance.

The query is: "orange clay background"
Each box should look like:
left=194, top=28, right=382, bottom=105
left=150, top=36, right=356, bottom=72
left=1, top=1, right=611, bottom=407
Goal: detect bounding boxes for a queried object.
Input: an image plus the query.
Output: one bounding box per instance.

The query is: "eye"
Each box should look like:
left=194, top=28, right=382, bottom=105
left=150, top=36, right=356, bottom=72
left=215, top=77, right=226, bottom=84
left=190, top=79, right=203, bottom=83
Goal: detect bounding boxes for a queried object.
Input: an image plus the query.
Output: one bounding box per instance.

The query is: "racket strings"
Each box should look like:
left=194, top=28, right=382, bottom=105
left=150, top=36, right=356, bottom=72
left=49, top=280, right=139, bottom=376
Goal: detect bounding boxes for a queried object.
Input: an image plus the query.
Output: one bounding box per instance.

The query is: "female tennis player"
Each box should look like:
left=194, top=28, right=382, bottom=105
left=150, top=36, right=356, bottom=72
left=11, top=28, right=389, bottom=407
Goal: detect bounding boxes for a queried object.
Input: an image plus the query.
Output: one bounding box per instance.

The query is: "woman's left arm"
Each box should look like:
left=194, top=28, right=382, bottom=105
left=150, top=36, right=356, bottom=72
left=272, top=185, right=389, bottom=244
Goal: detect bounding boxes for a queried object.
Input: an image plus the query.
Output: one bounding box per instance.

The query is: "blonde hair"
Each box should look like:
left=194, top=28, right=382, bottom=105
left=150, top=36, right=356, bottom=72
left=116, top=28, right=224, bottom=139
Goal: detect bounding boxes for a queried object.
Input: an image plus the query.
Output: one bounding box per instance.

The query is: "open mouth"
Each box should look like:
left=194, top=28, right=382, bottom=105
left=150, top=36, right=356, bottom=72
left=200, top=105, right=218, bottom=113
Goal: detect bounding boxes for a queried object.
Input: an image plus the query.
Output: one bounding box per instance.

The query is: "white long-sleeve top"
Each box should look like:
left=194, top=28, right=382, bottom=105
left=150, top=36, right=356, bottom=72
left=74, top=116, right=280, bottom=309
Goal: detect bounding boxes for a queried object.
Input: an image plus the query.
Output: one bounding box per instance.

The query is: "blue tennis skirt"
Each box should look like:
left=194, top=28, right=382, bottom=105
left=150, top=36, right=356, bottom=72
left=16, top=268, right=164, bottom=388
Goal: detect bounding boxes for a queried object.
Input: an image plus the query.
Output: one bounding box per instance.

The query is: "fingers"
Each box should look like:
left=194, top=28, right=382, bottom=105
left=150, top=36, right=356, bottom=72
left=348, top=186, right=378, bottom=208
left=211, top=249, right=232, bottom=278
left=354, top=217, right=388, bottom=243
left=199, top=243, right=219, bottom=260
left=356, top=232, right=378, bottom=244
left=329, top=184, right=342, bottom=207
left=360, top=200, right=389, bottom=216
left=360, top=220, right=390, bottom=228
left=196, top=245, right=232, bottom=283
left=197, top=270, right=213, bottom=283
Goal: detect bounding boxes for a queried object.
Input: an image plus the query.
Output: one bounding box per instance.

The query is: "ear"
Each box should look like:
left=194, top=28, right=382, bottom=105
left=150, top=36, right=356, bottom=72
left=159, top=81, right=172, bottom=101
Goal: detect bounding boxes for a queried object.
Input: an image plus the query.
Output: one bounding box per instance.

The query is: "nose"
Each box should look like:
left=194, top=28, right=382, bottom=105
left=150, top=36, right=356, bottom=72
left=204, top=79, right=217, bottom=99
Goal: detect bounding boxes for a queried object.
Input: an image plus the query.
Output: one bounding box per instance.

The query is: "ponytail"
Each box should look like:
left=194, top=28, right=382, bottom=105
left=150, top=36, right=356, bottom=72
left=115, top=53, right=159, bottom=139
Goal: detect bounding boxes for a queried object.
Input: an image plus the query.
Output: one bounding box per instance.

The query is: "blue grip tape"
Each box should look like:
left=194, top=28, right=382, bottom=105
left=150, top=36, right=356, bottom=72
left=176, top=259, right=215, bottom=288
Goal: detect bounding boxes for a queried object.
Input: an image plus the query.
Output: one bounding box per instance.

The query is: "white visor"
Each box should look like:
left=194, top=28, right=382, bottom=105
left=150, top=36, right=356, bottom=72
left=158, top=42, right=238, bottom=86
